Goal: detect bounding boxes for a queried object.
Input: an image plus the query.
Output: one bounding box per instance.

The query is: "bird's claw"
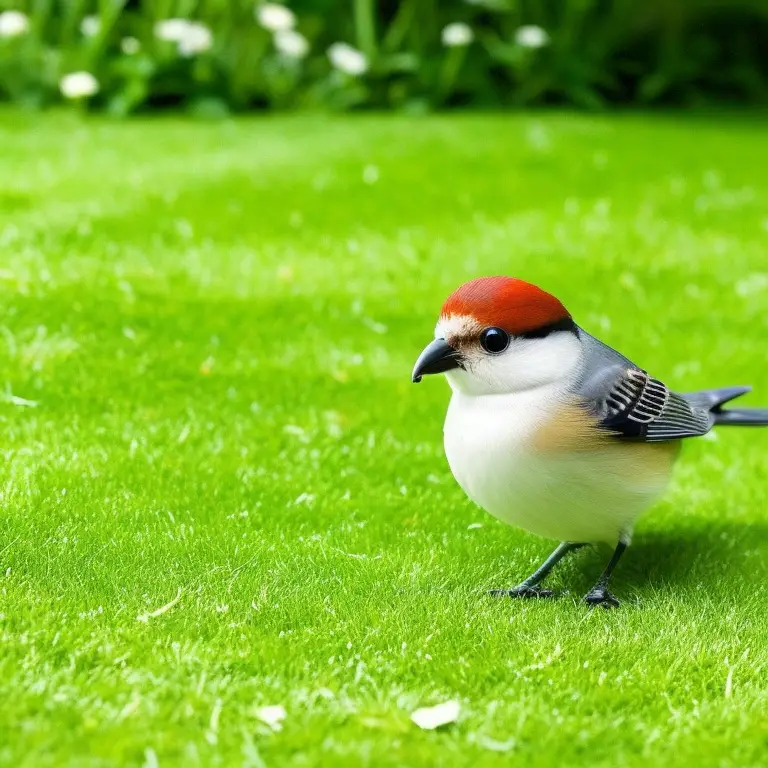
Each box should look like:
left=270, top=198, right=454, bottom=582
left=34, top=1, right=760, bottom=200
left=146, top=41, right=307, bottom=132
left=583, top=586, right=620, bottom=609
left=489, top=585, right=555, bottom=599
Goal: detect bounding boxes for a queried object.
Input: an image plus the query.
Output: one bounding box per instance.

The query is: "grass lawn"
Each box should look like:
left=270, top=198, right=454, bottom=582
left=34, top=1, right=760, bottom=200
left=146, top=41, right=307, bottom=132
left=1, top=109, right=767, bottom=767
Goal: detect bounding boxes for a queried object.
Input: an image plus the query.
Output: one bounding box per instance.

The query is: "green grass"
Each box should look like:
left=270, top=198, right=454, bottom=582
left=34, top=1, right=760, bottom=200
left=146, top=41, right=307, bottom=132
left=1, top=110, right=767, bottom=767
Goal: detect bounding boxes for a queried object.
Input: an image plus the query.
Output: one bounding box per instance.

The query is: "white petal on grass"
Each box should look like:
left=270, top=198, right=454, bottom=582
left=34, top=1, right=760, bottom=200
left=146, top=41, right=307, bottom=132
left=255, top=704, right=287, bottom=730
left=2, top=386, right=38, bottom=407
left=327, top=42, right=367, bottom=76
left=80, top=15, right=100, bottom=37
left=514, top=24, right=550, bottom=49
left=274, top=28, right=309, bottom=59
left=441, top=22, right=473, bottom=47
left=475, top=734, right=516, bottom=752
left=7, top=394, right=38, bottom=407
left=136, top=588, right=183, bottom=623
left=411, top=700, right=460, bottom=730
left=121, top=36, right=140, bottom=55
left=154, top=18, right=191, bottom=42
left=177, top=22, right=213, bottom=56
left=60, top=72, right=99, bottom=99
left=0, top=10, right=29, bottom=37
left=256, top=3, right=296, bottom=32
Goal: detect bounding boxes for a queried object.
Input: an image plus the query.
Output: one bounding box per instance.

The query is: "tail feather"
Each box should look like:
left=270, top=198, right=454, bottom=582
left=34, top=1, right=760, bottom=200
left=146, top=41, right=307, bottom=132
left=681, top=386, right=751, bottom=410
left=682, top=385, right=768, bottom=427
left=713, top=408, right=768, bottom=427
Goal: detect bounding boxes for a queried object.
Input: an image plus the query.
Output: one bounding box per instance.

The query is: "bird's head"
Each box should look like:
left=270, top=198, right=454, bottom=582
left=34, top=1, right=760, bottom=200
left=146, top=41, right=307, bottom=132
left=412, top=276, right=583, bottom=396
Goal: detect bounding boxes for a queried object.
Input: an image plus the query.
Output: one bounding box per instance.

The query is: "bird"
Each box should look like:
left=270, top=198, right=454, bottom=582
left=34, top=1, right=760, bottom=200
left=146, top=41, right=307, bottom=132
left=412, top=276, right=768, bottom=608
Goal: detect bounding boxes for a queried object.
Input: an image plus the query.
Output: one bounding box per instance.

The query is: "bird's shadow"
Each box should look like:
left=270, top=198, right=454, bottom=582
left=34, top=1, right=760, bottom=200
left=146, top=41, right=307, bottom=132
left=563, top=520, right=768, bottom=597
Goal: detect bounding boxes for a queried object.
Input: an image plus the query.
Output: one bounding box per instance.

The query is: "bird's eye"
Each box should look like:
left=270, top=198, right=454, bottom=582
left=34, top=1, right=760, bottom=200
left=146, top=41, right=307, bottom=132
left=480, top=327, right=509, bottom=354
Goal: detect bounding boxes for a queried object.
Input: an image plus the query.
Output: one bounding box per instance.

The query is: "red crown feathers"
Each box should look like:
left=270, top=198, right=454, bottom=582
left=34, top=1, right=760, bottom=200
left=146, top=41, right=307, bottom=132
left=441, top=277, right=570, bottom=335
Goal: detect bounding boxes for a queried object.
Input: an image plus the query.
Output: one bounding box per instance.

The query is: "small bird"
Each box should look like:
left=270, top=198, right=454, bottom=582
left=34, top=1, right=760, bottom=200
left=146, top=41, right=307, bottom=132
left=412, top=276, right=768, bottom=607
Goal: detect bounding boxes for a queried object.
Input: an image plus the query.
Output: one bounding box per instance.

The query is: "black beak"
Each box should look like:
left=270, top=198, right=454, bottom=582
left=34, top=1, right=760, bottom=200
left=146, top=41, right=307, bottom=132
left=412, top=338, right=463, bottom=383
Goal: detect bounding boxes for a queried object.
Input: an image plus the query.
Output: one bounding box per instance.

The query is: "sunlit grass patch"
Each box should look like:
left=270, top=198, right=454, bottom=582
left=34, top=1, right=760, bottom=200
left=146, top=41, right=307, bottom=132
left=0, top=111, right=767, bottom=767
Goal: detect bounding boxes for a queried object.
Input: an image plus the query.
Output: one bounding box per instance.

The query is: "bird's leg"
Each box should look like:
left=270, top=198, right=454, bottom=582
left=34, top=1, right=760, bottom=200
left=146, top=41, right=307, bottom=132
left=491, top=542, right=586, bottom=599
left=583, top=540, right=628, bottom=609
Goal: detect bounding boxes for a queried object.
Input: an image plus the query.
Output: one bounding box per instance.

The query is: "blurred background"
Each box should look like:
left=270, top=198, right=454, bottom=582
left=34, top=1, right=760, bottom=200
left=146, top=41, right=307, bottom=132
left=1, top=0, right=768, bottom=115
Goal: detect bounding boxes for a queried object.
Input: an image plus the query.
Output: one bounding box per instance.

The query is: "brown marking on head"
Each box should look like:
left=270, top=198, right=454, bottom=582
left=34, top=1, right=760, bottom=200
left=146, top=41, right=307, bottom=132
left=441, top=277, right=570, bottom=336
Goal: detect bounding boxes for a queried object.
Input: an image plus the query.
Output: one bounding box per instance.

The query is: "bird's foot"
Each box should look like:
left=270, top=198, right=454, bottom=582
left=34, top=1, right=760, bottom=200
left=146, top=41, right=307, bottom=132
left=583, top=585, right=620, bottom=609
left=490, top=585, right=555, bottom=599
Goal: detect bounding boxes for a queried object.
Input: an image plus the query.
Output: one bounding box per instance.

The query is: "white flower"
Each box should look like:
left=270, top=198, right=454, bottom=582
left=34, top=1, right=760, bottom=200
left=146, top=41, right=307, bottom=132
left=177, top=22, right=213, bottom=56
left=441, top=22, right=473, bottom=47
left=60, top=72, right=99, bottom=99
left=154, top=18, right=191, bottom=42
left=411, top=700, right=460, bottom=730
left=0, top=10, right=30, bottom=37
left=121, top=36, right=140, bottom=55
left=274, top=28, right=309, bottom=59
left=154, top=19, right=212, bottom=56
left=80, top=15, right=100, bottom=37
left=327, top=42, right=367, bottom=76
left=514, top=24, right=549, bottom=49
left=255, top=704, right=286, bottom=730
left=256, top=3, right=296, bottom=32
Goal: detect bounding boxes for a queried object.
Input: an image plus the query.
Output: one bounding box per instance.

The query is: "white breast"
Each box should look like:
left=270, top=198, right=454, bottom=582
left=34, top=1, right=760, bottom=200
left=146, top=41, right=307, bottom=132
left=443, top=385, right=673, bottom=544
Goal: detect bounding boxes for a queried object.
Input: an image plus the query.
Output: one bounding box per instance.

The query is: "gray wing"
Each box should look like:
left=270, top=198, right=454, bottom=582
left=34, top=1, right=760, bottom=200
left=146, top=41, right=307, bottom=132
left=576, top=331, right=713, bottom=442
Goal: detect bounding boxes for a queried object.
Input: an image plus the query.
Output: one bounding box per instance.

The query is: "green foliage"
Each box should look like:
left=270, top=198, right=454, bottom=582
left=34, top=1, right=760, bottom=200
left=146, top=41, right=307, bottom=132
left=0, top=0, right=767, bottom=113
left=1, top=110, right=768, bottom=766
